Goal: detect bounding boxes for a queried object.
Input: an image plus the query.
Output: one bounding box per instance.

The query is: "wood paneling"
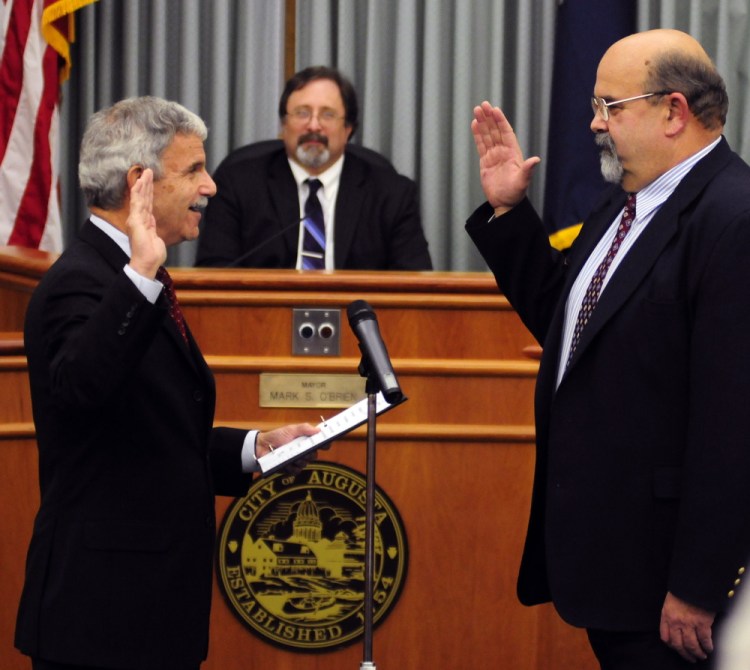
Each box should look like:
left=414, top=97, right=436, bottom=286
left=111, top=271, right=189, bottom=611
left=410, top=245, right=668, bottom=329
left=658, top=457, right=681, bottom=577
left=0, top=433, right=39, bottom=669
left=0, top=358, right=32, bottom=423
left=0, top=248, right=596, bottom=670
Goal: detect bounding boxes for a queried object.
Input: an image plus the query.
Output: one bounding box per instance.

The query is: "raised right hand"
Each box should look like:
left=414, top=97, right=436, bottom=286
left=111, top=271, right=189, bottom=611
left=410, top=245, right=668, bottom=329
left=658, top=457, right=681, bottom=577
left=471, top=101, right=542, bottom=217
left=127, top=168, right=166, bottom=279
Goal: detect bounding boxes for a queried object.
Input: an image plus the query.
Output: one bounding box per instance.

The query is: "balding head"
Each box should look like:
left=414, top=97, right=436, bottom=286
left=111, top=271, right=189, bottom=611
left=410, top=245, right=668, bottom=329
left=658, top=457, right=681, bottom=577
left=599, top=29, right=727, bottom=130
left=606, top=29, right=713, bottom=67
left=591, top=30, right=727, bottom=192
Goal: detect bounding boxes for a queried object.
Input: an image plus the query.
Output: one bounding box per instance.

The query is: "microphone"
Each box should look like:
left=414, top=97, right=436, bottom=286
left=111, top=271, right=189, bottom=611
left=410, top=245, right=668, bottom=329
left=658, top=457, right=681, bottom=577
left=226, top=217, right=304, bottom=268
left=347, top=300, right=403, bottom=404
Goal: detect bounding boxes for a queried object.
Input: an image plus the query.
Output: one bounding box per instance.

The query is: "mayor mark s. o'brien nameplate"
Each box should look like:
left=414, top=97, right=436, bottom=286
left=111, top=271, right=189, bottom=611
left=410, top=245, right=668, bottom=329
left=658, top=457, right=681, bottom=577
left=257, top=391, right=406, bottom=476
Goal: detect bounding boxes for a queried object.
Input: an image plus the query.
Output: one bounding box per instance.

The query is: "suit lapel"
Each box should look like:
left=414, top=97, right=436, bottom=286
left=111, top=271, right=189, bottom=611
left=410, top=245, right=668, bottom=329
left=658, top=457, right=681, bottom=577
left=79, top=219, right=130, bottom=268
left=159, top=286, right=214, bottom=375
left=561, top=138, right=733, bottom=377
left=79, top=220, right=205, bottom=373
left=267, top=152, right=303, bottom=259
left=529, top=191, right=624, bottom=400
left=333, top=152, right=367, bottom=267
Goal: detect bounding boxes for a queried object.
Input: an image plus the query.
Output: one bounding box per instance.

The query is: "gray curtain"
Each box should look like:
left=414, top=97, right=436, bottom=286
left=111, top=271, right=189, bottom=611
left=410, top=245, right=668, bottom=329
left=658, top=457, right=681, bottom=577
left=61, top=0, right=286, bottom=266
left=638, top=0, right=749, bottom=158
left=295, top=0, right=556, bottom=270
left=59, top=0, right=750, bottom=270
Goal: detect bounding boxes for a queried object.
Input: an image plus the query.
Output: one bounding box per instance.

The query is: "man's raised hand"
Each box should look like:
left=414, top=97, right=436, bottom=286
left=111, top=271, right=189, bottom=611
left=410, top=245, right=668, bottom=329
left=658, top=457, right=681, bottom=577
left=471, top=101, right=541, bottom=217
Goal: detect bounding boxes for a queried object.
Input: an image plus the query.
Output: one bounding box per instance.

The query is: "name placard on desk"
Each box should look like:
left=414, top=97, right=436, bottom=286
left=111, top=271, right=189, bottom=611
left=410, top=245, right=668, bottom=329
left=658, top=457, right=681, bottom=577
left=259, top=373, right=366, bottom=408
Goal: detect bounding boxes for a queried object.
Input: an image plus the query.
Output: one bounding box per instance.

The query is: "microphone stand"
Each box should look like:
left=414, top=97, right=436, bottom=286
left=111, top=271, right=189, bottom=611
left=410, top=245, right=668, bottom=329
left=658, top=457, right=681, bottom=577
left=225, top=216, right=304, bottom=267
left=358, top=354, right=380, bottom=670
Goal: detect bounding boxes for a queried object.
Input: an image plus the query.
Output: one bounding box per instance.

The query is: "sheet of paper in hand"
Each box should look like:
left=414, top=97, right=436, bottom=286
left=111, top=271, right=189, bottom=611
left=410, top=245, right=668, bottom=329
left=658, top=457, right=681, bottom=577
left=257, top=391, right=406, bottom=476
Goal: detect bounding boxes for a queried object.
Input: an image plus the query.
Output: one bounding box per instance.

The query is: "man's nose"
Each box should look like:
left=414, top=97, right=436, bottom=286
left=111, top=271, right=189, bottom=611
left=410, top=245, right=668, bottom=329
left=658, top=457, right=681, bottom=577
left=590, top=112, right=608, bottom=133
left=306, top=114, right=324, bottom=130
left=202, top=171, right=217, bottom=197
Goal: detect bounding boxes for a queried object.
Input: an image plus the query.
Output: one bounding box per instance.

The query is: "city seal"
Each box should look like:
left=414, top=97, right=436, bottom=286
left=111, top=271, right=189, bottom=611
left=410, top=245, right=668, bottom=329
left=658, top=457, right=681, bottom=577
left=216, top=461, right=408, bottom=652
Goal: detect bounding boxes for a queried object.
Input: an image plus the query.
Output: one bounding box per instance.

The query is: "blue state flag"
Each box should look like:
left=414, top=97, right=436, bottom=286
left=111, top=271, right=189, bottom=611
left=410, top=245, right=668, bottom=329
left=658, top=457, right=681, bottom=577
left=543, top=0, right=636, bottom=250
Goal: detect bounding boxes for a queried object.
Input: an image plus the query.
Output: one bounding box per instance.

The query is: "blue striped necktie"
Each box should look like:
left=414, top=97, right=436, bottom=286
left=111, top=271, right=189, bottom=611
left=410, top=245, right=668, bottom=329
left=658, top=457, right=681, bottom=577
left=301, top=178, right=325, bottom=269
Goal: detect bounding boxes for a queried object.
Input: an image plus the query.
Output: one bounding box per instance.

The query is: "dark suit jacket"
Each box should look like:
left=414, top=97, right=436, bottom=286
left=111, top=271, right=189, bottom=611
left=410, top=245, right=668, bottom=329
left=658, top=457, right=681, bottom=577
left=466, top=138, right=750, bottom=631
left=15, top=221, right=253, bottom=668
left=195, top=140, right=432, bottom=270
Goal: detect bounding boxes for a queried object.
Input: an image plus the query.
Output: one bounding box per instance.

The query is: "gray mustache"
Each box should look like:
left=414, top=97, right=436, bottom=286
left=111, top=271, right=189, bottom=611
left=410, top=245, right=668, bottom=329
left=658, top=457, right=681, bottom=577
left=595, top=132, right=617, bottom=153
left=189, top=197, right=209, bottom=212
left=298, top=132, right=328, bottom=146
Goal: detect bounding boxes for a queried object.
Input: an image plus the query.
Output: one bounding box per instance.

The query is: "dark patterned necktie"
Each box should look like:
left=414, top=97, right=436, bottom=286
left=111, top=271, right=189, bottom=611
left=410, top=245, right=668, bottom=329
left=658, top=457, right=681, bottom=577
left=156, top=266, right=188, bottom=343
left=566, top=193, right=636, bottom=368
left=301, top=178, right=325, bottom=269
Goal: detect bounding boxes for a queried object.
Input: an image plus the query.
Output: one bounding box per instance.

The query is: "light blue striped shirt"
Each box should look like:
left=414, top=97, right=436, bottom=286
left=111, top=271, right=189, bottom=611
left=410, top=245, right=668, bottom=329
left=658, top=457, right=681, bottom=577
left=556, top=137, right=721, bottom=387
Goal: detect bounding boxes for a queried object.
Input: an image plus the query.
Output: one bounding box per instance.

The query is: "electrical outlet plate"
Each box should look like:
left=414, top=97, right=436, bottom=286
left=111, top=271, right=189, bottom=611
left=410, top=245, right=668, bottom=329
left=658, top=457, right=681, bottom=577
left=292, top=308, right=341, bottom=356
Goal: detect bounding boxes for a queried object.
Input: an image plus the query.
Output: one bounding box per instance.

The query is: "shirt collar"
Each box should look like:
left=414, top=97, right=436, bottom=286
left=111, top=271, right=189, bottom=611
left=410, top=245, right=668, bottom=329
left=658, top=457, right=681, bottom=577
left=634, top=136, right=721, bottom=221
left=89, top=213, right=132, bottom=258
left=288, top=152, right=345, bottom=195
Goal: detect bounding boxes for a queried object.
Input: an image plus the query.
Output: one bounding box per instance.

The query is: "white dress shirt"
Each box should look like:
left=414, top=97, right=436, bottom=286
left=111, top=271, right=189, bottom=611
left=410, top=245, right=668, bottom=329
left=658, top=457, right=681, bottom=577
left=289, top=154, right=345, bottom=270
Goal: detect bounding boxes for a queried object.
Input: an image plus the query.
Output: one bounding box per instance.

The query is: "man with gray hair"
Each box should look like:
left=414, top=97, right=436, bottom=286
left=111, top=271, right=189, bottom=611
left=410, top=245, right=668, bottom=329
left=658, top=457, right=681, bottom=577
left=15, top=96, right=318, bottom=670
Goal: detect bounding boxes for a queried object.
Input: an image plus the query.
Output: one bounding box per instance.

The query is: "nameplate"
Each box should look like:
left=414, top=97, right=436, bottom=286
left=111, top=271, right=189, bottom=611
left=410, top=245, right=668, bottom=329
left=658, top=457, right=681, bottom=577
left=259, top=373, right=366, bottom=408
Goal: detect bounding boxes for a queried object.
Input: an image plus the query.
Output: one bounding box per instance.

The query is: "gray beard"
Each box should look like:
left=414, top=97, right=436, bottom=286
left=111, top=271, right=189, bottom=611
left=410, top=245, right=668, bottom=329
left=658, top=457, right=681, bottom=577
left=296, top=144, right=331, bottom=169
left=595, top=133, right=624, bottom=184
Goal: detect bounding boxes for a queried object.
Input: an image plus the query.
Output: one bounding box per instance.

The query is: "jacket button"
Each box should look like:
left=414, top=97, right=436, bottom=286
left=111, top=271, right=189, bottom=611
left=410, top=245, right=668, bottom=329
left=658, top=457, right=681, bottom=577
left=193, top=390, right=204, bottom=402
left=728, top=590, right=736, bottom=598
left=739, top=567, right=746, bottom=575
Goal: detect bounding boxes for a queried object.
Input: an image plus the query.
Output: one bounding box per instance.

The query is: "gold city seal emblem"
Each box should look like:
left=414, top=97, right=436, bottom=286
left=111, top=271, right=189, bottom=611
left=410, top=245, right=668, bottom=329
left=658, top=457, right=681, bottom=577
left=216, top=461, right=408, bottom=652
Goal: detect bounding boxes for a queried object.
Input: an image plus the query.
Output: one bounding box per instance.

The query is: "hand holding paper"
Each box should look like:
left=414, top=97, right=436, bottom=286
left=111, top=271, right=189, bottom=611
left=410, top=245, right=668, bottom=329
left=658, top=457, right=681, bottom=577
left=258, top=392, right=405, bottom=475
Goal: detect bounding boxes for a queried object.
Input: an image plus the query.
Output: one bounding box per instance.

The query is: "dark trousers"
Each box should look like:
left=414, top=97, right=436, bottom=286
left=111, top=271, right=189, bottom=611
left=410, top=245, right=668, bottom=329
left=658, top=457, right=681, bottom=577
left=32, top=659, right=200, bottom=670
left=33, top=661, right=113, bottom=670
left=587, top=628, right=716, bottom=670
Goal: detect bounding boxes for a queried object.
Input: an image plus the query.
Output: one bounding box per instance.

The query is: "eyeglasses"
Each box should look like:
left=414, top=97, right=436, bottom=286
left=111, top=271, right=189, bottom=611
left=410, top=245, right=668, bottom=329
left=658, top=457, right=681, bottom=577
left=286, top=107, right=345, bottom=126
left=591, top=91, right=670, bottom=121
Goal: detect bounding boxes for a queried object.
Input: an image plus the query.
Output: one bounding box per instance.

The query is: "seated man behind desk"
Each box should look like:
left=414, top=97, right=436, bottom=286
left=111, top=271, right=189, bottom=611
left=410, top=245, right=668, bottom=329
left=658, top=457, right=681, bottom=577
left=195, top=65, right=432, bottom=270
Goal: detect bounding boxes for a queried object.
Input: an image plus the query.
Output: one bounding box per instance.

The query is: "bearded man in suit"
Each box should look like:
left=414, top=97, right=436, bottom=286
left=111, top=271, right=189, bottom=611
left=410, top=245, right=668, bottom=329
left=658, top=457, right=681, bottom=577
left=15, top=96, right=318, bottom=670
left=467, top=29, right=750, bottom=669
left=195, top=66, right=432, bottom=270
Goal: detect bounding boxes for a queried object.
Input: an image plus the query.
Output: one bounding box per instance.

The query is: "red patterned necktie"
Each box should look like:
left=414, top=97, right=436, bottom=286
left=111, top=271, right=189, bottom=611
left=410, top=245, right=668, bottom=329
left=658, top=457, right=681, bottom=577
left=156, top=266, right=188, bottom=344
left=301, top=178, right=325, bottom=269
left=566, top=193, right=636, bottom=368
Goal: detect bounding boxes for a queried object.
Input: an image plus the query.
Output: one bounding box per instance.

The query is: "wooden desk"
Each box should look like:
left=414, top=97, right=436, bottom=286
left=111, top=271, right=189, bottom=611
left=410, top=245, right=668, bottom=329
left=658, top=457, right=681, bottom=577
left=0, top=248, right=596, bottom=670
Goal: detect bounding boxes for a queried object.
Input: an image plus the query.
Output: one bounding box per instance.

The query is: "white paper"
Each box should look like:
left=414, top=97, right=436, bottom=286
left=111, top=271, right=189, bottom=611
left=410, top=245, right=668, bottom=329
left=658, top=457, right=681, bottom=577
left=258, top=392, right=402, bottom=475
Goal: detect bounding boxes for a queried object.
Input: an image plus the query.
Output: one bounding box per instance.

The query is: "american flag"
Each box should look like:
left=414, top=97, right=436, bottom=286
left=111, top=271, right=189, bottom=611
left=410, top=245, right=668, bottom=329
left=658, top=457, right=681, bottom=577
left=0, top=0, right=95, bottom=252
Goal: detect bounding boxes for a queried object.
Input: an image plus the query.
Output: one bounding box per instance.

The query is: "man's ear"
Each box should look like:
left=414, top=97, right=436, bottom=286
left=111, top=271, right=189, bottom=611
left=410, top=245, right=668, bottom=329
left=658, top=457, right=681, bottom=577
left=126, top=164, right=145, bottom=190
left=664, top=92, right=690, bottom=137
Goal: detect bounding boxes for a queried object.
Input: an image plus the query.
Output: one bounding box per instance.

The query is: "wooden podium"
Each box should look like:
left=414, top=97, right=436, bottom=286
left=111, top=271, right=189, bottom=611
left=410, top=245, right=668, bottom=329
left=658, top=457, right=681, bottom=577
left=0, top=246, right=596, bottom=670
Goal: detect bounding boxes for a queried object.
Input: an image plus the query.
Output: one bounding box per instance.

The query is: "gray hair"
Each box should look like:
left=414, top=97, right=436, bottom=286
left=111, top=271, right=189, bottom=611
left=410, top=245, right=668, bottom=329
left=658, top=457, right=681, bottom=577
left=78, top=96, right=208, bottom=209
left=645, top=52, right=728, bottom=130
